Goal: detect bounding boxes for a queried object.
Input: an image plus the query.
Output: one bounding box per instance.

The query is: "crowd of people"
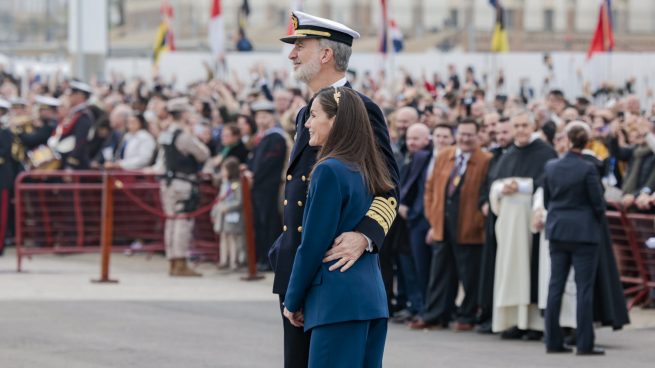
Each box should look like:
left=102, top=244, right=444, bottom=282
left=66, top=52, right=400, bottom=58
left=1, top=41, right=654, bottom=350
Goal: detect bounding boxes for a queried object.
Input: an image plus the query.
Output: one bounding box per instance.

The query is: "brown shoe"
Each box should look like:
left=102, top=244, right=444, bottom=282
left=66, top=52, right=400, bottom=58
left=168, top=260, right=176, bottom=276
left=171, top=258, right=202, bottom=277
left=452, top=322, right=474, bottom=332
left=407, top=319, right=445, bottom=330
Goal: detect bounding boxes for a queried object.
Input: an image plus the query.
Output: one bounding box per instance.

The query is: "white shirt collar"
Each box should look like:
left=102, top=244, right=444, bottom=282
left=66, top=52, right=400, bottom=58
left=330, top=77, right=348, bottom=88
left=455, top=147, right=471, bottom=160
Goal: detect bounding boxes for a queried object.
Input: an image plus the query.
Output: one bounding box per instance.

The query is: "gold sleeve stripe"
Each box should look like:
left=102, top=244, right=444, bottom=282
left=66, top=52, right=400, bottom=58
left=369, top=207, right=393, bottom=228
left=371, top=197, right=397, bottom=216
left=365, top=196, right=398, bottom=235
left=369, top=204, right=394, bottom=225
left=370, top=202, right=395, bottom=219
left=365, top=210, right=390, bottom=234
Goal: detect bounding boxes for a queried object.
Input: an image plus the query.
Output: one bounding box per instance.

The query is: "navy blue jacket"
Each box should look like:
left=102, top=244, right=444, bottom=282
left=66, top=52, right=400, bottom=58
left=543, top=152, right=606, bottom=244
left=0, top=128, right=15, bottom=190
left=284, top=158, right=388, bottom=331
left=248, top=128, right=287, bottom=200
left=269, top=84, right=399, bottom=295
left=400, top=149, right=432, bottom=223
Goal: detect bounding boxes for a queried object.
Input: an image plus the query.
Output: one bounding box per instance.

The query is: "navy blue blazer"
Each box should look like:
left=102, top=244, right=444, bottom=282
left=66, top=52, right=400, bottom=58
left=543, top=152, right=606, bottom=244
left=400, top=149, right=432, bottom=223
left=284, top=158, right=388, bottom=331
left=269, top=84, right=399, bottom=295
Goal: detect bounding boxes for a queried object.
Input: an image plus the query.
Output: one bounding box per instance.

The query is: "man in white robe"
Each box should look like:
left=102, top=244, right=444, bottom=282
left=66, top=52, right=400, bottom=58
left=488, top=110, right=557, bottom=338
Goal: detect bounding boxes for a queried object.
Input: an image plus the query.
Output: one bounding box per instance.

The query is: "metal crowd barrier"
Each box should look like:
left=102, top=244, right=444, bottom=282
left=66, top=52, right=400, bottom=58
left=13, top=170, right=262, bottom=281
left=606, top=203, right=655, bottom=309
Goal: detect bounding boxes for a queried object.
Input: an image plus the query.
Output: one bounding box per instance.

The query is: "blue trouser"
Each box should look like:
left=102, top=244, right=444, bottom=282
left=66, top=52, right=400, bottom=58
left=397, top=254, right=424, bottom=314
left=408, top=218, right=432, bottom=302
left=309, top=318, right=388, bottom=368
left=545, top=241, right=599, bottom=352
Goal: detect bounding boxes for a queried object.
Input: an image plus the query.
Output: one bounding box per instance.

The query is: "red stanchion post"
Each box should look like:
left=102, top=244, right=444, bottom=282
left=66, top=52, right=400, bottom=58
left=240, top=174, right=264, bottom=281
left=92, top=172, right=118, bottom=283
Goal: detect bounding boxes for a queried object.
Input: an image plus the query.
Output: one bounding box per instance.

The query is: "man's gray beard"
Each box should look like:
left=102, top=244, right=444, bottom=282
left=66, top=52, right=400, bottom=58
left=293, top=58, right=321, bottom=84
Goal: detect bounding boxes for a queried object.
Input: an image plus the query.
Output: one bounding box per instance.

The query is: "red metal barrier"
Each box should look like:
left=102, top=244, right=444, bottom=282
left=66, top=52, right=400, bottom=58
left=14, top=170, right=220, bottom=272
left=607, top=203, right=655, bottom=309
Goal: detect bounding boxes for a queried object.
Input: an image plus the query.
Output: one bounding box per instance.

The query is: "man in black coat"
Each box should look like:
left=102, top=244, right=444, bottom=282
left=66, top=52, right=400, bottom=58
left=247, top=100, right=288, bottom=271
left=492, top=110, right=557, bottom=340
left=271, top=10, right=399, bottom=368
left=477, top=116, right=514, bottom=333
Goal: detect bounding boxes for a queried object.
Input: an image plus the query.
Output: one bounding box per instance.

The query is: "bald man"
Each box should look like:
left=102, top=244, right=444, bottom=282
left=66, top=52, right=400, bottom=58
left=398, top=123, right=434, bottom=320
left=395, top=107, right=420, bottom=160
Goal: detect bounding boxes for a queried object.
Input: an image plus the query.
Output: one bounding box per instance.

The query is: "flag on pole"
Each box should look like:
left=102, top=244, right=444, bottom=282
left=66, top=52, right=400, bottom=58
left=209, top=0, right=226, bottom=57
left=153, top=0, right=176, bottom=64
left=587, top=0, right=615, bottom=59
left=238, top=0, right=250, bottom=34
left=378, top=0, right=389, bottom=55
left=490, top=0, right=509, bottom=52
left=389, top=19, right=403, bottom=53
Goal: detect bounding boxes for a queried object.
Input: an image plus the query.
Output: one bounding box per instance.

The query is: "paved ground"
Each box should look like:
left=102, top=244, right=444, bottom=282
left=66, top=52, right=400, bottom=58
left=1, top=250, right=654, bottom=368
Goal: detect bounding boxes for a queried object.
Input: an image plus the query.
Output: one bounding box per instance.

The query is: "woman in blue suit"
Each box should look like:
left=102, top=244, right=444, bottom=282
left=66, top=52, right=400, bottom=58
left=283, top=87, right=394, bottom=368
left=543, top=123, right=606, bottom=356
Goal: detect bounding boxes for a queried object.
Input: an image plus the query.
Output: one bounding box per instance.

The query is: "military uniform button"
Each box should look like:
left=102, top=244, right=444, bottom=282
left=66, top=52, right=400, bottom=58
left=301, top=175, right=307, bottom=182
left=284, top=199, right=288, bottom=206
left=297, top=226, right=303, bottom=233
left=287, top=175, right=292, bottom=181
left=283, top=225, right=288, bottom=231
left=297, top=201, right=303, bottom=207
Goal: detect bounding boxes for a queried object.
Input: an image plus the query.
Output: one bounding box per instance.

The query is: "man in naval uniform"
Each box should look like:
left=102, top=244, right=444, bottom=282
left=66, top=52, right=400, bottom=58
left=247, top=100, right=288, bottom=271
left=155, top=98, right=210, bottom=277
left=52, top=81, right=95, bottom=170
left=269, top=10, right=400, bottom=368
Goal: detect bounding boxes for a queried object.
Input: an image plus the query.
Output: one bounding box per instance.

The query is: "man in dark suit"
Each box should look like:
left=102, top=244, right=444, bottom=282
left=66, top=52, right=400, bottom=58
left=543, top=123, right=606, bottom=355
left=272, top=10, right=399, bottom=368
left=410, top=118, right=491, bottom=331
left=247, top=100, right=288, bottom=271
left=399, top=122, right=433, bottom=315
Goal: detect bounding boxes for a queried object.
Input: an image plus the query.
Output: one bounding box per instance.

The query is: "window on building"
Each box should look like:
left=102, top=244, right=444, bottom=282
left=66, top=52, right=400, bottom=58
left=544, top=9, right=554, bottom=32
left=505, top=8, right=515, bottom=30
left=447, top=9, right=458, bottom=28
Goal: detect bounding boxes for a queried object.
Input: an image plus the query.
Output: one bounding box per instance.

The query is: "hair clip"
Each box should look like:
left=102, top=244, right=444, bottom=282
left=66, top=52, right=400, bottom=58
left=333, top=87, right=341, bottom=106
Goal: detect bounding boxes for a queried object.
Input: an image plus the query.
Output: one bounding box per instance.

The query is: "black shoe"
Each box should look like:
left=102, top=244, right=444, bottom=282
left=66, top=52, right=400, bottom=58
left=547, top=346, right=573, bottom=354
left=475, top=321, right=493, bottom=334
left=523, top=330, right=544, bottom=341
left=501, top=326, right=526, bottom=340
left=256, top=262, right=272, bottom=272
left=391, top=309, right=415, bottom=324
left=576, top=347, right=605, bottom=356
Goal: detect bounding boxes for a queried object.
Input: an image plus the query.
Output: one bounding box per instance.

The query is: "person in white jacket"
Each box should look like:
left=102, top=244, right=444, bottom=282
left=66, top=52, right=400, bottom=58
left=105, top=113, right=157, bottom=170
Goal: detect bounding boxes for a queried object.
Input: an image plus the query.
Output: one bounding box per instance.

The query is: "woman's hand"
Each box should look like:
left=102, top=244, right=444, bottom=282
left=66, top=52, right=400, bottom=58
left=283, top=307, right=304, bottom=328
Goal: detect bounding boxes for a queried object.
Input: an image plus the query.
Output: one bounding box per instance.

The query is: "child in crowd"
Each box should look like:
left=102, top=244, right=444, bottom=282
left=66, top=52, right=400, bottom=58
left=211, top=157, right=244, bottom=271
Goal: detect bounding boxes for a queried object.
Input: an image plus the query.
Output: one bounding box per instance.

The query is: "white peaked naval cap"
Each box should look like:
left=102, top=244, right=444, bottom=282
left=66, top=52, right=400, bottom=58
left=281, top=10, right=360, bottom=46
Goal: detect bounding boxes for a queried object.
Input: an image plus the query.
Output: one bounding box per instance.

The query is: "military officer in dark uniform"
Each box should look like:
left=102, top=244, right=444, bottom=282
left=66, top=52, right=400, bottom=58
left=49, top=81, right=95, bottom=170
left=20, top=96, right=60, bottom=151
left=246, top=100, right=288, bottom=271
left=0, top=123, right=14, bottom=254
left=271, top=10, right=399, bottom=368
left=0, top=98, right=10, bottom=127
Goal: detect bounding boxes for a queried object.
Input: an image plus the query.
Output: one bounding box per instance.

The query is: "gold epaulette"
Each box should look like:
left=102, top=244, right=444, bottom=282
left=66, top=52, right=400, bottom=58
left=365, top=196, right=397, bottom=235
